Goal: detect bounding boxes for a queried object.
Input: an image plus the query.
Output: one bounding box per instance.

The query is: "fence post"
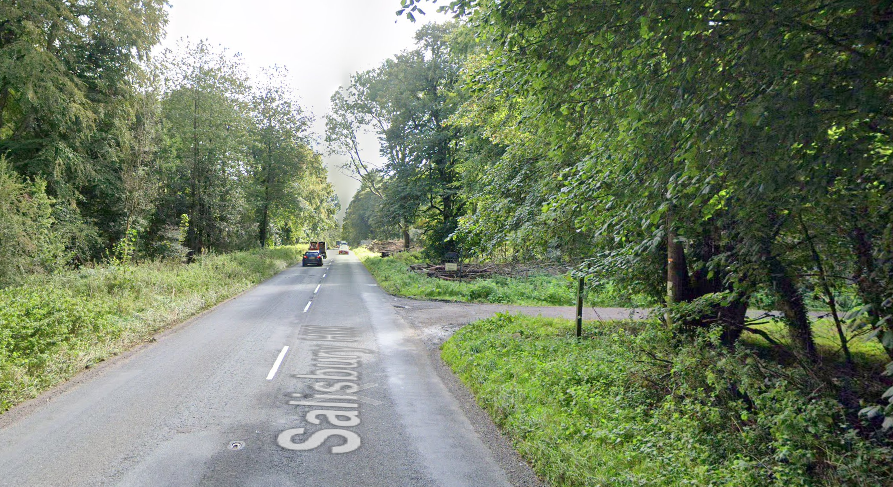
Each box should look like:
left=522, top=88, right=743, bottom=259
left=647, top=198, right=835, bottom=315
left=576, top=276, right=584, bottom=338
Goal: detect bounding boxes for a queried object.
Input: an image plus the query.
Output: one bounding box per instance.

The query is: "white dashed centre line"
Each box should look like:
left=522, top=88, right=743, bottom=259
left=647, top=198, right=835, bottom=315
left=322, top=274, right=327, bottom=278
left=266, top=346, right=289, bottom=380
left=303, top=301, right=312, bottom=313
left=314, top=284, right=321, bottom=294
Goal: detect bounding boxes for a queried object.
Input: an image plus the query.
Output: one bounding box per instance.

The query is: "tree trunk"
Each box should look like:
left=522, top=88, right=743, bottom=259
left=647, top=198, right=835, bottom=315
left=259, top=134, right=273, bottom=248
left=801, top=218, right=853, bottom=367
left=766, top=252, right=818, bottom=360
left=259, top=203, right=269, bottom=247
left=850, top=222, right=893, bottom=359
left=755, top=210, right=818, bottom=360
left=665, top=210, right=692, bottom=328
left=189, top=86, right=200, bottom=252
left=717, top=298, right=749, bottom=345
left=0, top=84, right=9, bottom=130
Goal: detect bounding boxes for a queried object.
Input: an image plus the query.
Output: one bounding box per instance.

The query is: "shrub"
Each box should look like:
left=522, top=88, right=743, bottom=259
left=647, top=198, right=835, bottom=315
left=443, top=314, right=893, bottom=486
left=0, top=159, right=66, bottom=286
left=469, top=283, right=497, bottom=301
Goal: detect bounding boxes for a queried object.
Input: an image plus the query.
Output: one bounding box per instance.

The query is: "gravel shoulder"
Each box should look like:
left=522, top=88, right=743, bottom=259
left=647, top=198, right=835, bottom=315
left=387, top=295, right=650, bottom=487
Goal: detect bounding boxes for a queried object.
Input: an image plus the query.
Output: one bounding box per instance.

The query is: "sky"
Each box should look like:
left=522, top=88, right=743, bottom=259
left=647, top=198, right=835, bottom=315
left=158, top=0, right=451, bottom=219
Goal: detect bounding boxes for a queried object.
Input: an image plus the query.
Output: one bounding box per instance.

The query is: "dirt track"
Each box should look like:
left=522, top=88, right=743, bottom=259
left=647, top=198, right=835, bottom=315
left=388, top=295, right=650, bottom=350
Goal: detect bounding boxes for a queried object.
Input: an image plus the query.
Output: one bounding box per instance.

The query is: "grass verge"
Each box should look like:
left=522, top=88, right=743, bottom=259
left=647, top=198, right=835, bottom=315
left=442, top=314, right=892, bottom=486
left=0, top=246, right=303, bottom=413
left=355, top=248, right=652, bottom=307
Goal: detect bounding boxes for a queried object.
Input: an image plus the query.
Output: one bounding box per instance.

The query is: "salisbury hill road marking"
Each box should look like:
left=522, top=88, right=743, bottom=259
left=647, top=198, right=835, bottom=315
left=304, top=301, right=312, bottom=313
left=266, top=346, right=289, bottom=381
left=278, top=335, right=373, bottom=454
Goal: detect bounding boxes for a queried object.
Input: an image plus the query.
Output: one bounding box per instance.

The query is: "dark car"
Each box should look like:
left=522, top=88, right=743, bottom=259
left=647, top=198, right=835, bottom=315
left=302, top=250, right=323, bottom=267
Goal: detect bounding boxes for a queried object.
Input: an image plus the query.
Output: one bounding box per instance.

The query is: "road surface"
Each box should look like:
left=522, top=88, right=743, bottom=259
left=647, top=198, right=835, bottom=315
left=0, top=253, right=526, bottom=486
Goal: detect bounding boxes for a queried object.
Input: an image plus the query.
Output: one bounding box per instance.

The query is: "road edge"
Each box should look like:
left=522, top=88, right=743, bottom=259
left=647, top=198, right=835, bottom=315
left=426, top=340, right=547, bottom=487
left=0, top=263, right=302, bottom=429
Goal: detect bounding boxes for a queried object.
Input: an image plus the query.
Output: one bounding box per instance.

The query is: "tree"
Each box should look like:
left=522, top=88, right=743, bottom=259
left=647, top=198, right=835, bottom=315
left=326, top=22, right=466, bottom=257
left=407, top=0, right=893, bottom=360
left=0, top=0, right=168, bottom=260
left=248, top=66, right=313, bottom=247
left=342, top=174, right=401, bottom=245
left=158, top=39, right=251, bottom=253
left=286, top=149, right=339, bottom=243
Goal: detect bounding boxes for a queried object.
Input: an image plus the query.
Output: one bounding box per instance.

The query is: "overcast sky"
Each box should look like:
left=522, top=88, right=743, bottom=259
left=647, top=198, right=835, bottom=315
left=159, top=0, right=451, bottom=219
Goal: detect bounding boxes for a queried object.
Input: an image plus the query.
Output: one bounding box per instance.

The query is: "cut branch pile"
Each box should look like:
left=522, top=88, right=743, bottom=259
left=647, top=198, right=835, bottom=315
left=409, top=263, right=496, bottom=280
left=366, top=240, right=409, bottom=256
left=408, top=262, right=572, bottom=281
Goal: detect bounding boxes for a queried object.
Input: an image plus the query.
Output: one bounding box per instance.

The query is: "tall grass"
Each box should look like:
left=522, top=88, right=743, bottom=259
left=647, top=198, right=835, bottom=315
left=443, top=314, right=892, bottom=486
left=0, top=246, right=303, bottom=412
left=356, top=248, right=653, bottom=307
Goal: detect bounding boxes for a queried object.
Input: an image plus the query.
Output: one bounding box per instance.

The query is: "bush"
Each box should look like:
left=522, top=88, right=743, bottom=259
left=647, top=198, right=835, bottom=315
left=442, top=314, right=893, bottom=486
left=469, top=283, right=497, bottom=301
left=0, top=159, right=66, bottom=286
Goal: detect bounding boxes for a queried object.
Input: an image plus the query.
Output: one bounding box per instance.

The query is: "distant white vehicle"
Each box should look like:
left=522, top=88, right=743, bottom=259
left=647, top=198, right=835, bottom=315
left=338, top=244, right=349, bottom=255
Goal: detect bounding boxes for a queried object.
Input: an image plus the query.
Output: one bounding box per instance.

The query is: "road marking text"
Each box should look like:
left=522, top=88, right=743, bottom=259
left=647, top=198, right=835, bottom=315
left=278, top=330, right=372, bottom=455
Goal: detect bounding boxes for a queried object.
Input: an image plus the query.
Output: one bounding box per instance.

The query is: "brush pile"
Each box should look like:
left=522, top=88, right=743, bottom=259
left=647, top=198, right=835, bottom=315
left=408, top=262, right=571, bottom=281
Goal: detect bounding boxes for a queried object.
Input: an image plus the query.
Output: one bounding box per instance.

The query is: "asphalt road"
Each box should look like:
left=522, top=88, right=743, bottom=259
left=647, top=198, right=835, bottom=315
left=0, top=253, right=518, bottom=486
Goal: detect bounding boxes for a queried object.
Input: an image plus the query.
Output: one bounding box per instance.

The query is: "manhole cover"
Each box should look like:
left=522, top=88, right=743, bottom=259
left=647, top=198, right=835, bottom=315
left=228, top=441, right=245, bottom=451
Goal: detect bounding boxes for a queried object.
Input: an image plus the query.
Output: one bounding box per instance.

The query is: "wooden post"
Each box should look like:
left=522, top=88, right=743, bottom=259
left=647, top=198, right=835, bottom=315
left=576, top=277, right=584, bottom=338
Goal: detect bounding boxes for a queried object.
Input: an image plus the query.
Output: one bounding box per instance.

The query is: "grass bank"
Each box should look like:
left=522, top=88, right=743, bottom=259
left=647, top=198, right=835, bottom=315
left=355, top=248, right=652, bottom=307
left=442, top=314, right=892, bottom=486
left=0, top=246, right=303, bottom=412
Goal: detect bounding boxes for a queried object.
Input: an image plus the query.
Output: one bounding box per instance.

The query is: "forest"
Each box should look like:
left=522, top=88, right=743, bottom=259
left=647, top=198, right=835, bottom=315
left=0, top=0, right=339, bottom=288
left=333, top=0, right=893, bottom=479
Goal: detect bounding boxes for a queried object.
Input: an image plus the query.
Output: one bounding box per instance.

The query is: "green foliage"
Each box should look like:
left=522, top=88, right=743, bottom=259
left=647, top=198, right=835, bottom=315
left=148, top=41, right=338, bottom=255
left=247, top=66, right=337, bottom=247
left=356, top=248, right=653, bottom=307
left=156, top=39, right=254, bottom=252
left=0, top=246, right=304, bottom=412
left=0, top=0, right=168, bottom=261
left=327, top=23, right=466, bottom=255
left=443, top=314, right=893, bottom=485
left=743, top=317, right=889, bottom=366
left=2, top=5, right=338, bottom=266
left=398, top=0, right=893, bottom=385
left=0, top=159, right=66, bottom=286
left=342, top=178, right=402, bottom=245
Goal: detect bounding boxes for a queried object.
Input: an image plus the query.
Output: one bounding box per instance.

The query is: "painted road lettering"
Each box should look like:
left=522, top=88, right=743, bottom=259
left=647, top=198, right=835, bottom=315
left=278, top=331, right=373, bottom=455
left=301, top=325, right=356, bottom=342
left=278, top=428, right=360, bottom=454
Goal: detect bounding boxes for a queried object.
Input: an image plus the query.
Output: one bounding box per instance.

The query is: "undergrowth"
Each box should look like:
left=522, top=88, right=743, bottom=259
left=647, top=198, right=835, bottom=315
left=356, top=248, right=653, bottom=307
left=442, top=314, right=893, bottom=486
left=0, top=246, right=303, bottom=412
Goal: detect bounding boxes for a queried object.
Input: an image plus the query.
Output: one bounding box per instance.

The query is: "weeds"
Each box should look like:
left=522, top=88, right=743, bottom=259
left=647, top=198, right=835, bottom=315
left=443, top=314, right=893, bottom=486
left=0, top=246, right=303, bottom=412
